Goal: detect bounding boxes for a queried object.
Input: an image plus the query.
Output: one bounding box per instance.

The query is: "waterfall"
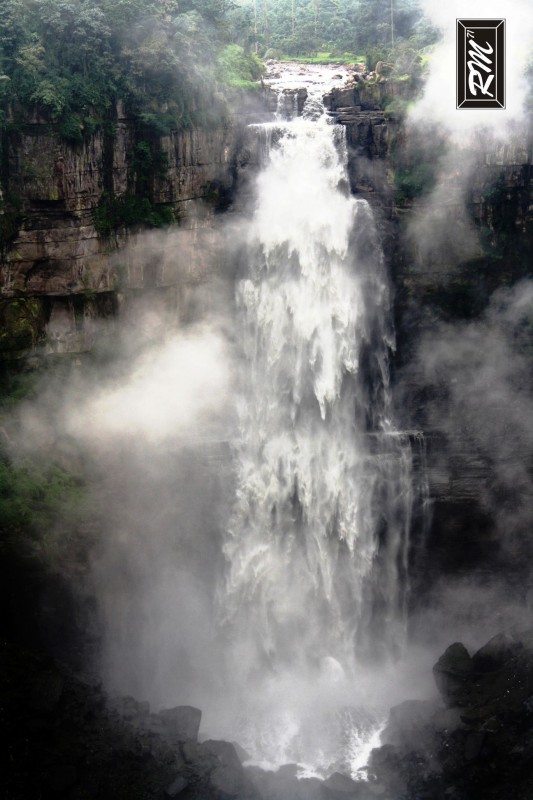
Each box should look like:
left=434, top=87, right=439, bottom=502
left=212, top=79, right=416, bottom=773
left=77, top=65, right=424, bottom=778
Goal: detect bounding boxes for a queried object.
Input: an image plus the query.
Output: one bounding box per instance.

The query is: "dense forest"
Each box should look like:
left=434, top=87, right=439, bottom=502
left=0, top=0, right=437, bottom=141
left=234, top=0, right=437, bottom=62
left=0, top=0, right=264, bottom=141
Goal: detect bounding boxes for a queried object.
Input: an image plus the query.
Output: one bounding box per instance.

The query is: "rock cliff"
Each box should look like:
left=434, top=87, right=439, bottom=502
left=0, top=102, right=252, bottom=357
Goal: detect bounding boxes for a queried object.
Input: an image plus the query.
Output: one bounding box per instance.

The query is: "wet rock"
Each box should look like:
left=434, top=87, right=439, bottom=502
left=432, top=706, right=465, bottom=733
left=464, top=730, right=484, bottom=761
left=472, top=632, right=522, bottom=673
left=41, top=764, right=77, bottom=793
left=26, top=667, right=64, bottom=714
left=323, top=87, right=358, bottom=111
left=210, top=763, right=257, bottom=799
left=433, top=642, right=474, bottom=707
left=232, top=741, right=252, bottom=763
left=199, top=741, right=258, bottom=799
left=245, top=765, right=322, bottom=800
left=157, top=705, right=202, bottom=742
left=383, top=699, right=439, bottom=748
left=369, top=633, right=533, bottom=799
left=180, top=738, right=262, bottom=799
left=201, top=740, right=243, bottom=771
left=181, top=740, right=219, bottom=774
left=367, top=745, right=411, bottom=798
left=165, top=774, right=189, bottom=797
left=276, top=763, right=299, bottom=777
left=110, top=695, right=150, bottom=723
left=365, top=782, right=388, bottom=797
left=322, top=771, right=367, bottom=797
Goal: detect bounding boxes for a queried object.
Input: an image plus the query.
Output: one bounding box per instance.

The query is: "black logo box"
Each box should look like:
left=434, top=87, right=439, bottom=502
left=457, top=19, right=505, bottom=109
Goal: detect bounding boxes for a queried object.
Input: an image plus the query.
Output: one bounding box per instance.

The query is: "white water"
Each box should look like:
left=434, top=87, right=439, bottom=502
left=210, top=67, right=416, bottom=776
left=83, top=64, right=421, bottom=779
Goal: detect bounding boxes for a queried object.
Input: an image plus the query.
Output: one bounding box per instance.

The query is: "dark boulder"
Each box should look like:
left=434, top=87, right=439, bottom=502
left=26, top=666, right=65, bottom=714
left=231, top=742, right=252, bottom=764
left=472, top=632, right=522, bottom=673
left=369, top=632, right=533, bottom=799
left=157, top=705, right=202, bottom=742
left=41, top=764, right=77, bottom=794
left=322, top=771, right=368, bottom=798
left=433, top=642, right=474, bottom=707
left=165, top=774, right=189, bottom=797
left=201, top=741, right=258, bottom=800
left=245, top=764, right=323, bottom=800
left=383, top=699, right=439, bottom=748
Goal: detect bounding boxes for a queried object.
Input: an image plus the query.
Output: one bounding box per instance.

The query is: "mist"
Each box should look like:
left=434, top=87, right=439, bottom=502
left=413, top=0, right=533, bottom=134
left=2, top=66, right=441, bottom=777
left=397, top=0, right=533, bottom=661
left=413, top=281, right=533, bottom=546
left=4, top=8, right=533, bottom=789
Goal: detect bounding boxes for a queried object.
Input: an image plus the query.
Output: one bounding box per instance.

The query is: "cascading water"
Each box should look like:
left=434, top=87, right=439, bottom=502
left=84, top=64, right=423, bottom=781
left=211, top=68, right=416, bottom=775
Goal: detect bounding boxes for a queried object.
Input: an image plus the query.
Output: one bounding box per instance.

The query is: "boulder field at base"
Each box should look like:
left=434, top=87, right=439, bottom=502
left=3, top=631, right=533, bottom=800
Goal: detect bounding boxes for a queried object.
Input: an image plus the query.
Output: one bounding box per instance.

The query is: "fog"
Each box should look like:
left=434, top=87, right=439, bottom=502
left=412, top=0, right=533, bottom=134
left=398, top=1, right=533, bottom=658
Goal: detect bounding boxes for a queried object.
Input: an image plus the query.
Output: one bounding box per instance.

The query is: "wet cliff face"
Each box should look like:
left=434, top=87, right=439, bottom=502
left=388, top=122, right=533, bottom=609
left=0, top=103, right=244, bottom=357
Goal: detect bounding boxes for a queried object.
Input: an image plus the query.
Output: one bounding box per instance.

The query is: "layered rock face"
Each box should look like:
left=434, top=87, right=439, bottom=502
left=323, top=86, right=390, bottom=200
left=0, top=104, right=242, bottom=356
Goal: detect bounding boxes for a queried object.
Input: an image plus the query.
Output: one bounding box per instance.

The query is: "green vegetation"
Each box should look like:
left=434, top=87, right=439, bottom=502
left=217, top=44, right=264, bottom=88
left=0, top=299, right=45, bottom=355
left=0, top=453, right=85, bottom=536
left=0, top=363, right=92, bottom=571
left=0, top=444, right=92, bottom=574
left=0, top=0, right=440, bottom=241
left=232, top=0, right=438, bottom=61
left=280, top=51, right=363, bottom=64
left=390, top=126, right=447, bottom=205
left=93, top=192, right=174, bottom=237
left=0, top=365, right=40, bottom=409
left=0, top=0, right=437, bottom=132
left=0, top=0, right=252, bottom=142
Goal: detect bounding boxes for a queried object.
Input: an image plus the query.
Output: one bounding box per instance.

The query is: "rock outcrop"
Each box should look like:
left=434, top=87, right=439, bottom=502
left=369, top=631, right=533, bottom=800
left=0, top=638, right=261, bottom=800
left=0, top=101, right=254, bottom=357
